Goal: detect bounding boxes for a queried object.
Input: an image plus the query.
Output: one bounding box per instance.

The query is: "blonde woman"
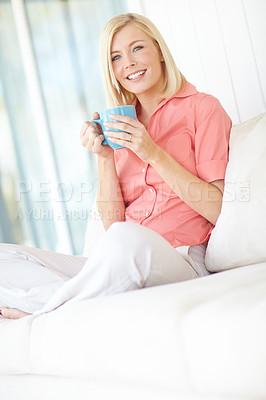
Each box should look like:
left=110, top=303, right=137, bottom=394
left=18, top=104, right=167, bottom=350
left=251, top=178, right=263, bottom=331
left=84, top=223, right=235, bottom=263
left=0, top=13, right=231, bottom=319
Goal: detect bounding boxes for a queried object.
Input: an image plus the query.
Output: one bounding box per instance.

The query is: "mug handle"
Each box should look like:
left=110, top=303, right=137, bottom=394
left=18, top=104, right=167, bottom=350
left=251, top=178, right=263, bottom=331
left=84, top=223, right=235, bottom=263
left=92, top=118, right=108, bottom=146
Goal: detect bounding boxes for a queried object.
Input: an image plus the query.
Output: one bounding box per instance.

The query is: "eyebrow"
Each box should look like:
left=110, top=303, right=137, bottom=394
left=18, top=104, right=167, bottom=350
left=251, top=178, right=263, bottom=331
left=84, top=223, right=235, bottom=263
left=111, top=40, right=145, bottom=54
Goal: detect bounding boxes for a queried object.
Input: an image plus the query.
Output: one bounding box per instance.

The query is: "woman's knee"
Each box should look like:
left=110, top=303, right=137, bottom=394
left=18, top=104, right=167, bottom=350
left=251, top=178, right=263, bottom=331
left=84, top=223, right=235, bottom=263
left=104, top=222, right=152, bottom=252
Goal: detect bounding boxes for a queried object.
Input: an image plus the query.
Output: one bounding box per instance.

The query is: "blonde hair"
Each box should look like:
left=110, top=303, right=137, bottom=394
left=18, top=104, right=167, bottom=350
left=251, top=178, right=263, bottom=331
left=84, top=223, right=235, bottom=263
left=99, top=13, right=186, bottom=106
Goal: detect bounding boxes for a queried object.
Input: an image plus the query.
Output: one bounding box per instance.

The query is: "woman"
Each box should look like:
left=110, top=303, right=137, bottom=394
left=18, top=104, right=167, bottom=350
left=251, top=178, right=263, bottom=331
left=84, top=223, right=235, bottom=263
left=0, top=13, right=231, bottom=319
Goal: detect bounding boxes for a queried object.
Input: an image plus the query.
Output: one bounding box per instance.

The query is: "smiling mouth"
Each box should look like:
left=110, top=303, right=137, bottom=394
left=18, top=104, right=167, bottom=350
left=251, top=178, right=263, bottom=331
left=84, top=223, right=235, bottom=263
left=126, top=70, right=146, bottom=80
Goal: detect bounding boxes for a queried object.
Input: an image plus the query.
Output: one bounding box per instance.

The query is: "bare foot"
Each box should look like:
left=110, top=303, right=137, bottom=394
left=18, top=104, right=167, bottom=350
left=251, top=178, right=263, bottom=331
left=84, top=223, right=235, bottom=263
left=0, top=308, right=31, bottom=319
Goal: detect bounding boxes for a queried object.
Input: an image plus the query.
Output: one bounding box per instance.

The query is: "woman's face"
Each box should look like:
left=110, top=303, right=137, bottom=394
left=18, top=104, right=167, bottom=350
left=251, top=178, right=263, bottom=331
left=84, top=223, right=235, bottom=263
left=111, top=24, right=164, bottom=98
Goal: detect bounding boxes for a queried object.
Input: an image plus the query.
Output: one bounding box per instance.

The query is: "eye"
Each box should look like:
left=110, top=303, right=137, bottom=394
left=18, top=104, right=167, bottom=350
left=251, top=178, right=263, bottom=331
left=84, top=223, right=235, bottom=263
left=112, top=54, right=121, bottom=62
left=133, top=46, right=143, bottom=52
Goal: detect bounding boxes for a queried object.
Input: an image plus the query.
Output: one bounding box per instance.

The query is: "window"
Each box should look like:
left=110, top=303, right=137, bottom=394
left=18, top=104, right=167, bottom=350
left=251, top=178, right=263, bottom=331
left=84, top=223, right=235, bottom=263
left=0, top=0, right=128, bottom=254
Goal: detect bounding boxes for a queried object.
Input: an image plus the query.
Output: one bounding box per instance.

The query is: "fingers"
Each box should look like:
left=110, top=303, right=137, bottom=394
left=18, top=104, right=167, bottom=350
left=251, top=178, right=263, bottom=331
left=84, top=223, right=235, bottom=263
left=80, top=121, right=94, bottom=139
left=105, top=118, right=156, bottom=163
left=80, top=125, right=104, bottom=151
left=80, top=120, right=102, bottom=138
left=80, top=112, right=114, bottom=157
left=80, top=111, right=101, bottom=139
left=103, top=116, right=143, bottom=146
left=103, top=121, right=136, bottom=136
left=105, top=130, right=133, bottom=144
left=103, top=116, right=144, bottom=148
left=91, top=134, right=106, bottom=153
left=109, top=114, right=139, bottom=127
left=80, top=119, right=99, bottom=147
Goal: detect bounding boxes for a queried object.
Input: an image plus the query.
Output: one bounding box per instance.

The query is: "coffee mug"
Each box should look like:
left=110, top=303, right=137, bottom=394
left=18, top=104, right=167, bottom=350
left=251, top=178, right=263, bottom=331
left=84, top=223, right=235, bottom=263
left=92, top=105, right=137, bottom=150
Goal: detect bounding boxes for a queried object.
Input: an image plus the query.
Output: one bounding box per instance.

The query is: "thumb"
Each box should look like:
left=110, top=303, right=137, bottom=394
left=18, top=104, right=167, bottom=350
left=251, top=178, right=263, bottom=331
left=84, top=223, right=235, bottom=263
left=92, top=111, right=100, bottom=120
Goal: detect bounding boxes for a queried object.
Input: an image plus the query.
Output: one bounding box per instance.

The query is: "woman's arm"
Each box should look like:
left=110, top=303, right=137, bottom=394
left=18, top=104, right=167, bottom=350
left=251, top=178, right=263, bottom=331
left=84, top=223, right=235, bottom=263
left=97, top=155, right=125, bottom=230
left=80, top=113, right=125, bottom=230
left=147, top=147, right=223, bottom=225
left=104, top=115, right=225, bottom=225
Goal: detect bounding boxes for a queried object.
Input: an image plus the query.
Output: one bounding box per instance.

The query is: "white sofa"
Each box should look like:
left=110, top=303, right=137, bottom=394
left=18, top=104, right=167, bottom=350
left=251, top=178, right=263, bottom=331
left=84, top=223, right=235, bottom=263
left=0, top=113, right=266, bottom=400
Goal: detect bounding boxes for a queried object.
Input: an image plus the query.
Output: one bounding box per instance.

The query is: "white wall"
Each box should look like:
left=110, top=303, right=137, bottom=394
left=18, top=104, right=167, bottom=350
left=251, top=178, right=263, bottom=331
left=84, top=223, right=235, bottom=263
left=127, top=0, right=266, bottom=124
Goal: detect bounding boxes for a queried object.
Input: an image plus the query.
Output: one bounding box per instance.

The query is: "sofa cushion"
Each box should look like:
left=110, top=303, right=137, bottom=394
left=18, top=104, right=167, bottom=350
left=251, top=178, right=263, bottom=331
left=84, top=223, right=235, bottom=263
left=205, top=112, right=266, bottom=271
left=1, top=262, right=266, bottom=398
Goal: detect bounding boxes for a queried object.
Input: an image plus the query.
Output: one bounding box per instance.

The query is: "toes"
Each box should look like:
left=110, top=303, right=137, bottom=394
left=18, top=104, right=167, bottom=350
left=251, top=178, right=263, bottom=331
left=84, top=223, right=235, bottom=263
left=0, top=308, right=31, bottom=319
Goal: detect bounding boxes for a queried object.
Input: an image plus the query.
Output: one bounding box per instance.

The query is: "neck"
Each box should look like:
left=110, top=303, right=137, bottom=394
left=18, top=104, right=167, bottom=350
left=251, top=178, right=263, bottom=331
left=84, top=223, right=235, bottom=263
left=136, top=93, right=163, bottom=127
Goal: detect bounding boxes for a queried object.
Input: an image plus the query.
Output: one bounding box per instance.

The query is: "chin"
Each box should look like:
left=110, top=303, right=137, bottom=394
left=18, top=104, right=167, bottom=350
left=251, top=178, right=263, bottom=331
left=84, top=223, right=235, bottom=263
left=126, top=84, right=152, bottom=95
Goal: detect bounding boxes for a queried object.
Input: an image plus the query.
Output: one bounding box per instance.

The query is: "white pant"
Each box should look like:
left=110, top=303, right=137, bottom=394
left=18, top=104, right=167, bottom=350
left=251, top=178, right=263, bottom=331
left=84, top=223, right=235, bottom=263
left=0, top=222, right=208, bottom=314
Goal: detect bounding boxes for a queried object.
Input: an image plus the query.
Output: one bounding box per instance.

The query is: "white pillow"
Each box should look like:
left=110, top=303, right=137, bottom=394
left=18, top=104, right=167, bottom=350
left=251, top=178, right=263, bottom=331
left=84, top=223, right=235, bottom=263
left=205, top=112, right=266, bottom=271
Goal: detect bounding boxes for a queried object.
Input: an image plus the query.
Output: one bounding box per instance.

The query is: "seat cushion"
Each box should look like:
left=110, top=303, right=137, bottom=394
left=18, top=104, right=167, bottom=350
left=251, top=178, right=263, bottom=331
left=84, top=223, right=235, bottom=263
left=1, top=262, right=266, bottom=398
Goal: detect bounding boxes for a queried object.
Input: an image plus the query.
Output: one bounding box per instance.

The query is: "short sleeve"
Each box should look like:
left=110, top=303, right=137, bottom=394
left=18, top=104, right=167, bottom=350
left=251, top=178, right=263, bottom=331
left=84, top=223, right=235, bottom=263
left=195, top=95, right=232, bottom=182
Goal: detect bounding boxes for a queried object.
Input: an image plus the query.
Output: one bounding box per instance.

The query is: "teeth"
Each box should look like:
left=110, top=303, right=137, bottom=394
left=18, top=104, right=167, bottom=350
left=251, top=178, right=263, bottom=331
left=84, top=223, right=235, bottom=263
left=127, top=70, right=145, bottom=80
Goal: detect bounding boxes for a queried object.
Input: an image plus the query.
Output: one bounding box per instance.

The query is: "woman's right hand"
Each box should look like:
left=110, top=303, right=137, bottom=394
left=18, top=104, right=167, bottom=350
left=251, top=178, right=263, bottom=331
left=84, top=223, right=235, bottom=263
left=80, top=112, right=114, bottom=159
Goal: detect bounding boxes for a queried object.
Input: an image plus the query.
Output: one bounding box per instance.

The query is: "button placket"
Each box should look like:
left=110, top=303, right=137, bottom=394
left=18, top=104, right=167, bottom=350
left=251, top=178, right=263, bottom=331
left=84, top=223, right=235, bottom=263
left=139, top=164, right=157, bottom=223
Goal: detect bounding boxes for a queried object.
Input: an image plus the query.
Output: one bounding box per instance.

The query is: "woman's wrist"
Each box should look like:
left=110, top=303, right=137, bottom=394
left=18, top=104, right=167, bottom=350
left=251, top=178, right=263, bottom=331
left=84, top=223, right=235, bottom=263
left=145, top=144, right=166, bottom=166
left=97, top=152, right=115, bottom=166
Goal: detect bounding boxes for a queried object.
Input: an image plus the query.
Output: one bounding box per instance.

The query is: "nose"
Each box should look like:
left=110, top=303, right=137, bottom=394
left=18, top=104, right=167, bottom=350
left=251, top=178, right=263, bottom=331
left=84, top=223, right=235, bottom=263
left=123, top=53, right=136, bottom=69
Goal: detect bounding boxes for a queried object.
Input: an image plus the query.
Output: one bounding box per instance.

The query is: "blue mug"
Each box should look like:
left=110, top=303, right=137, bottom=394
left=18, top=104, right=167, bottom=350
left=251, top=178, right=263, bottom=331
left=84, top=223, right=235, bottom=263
left=92, top=105, right=137, bottom=150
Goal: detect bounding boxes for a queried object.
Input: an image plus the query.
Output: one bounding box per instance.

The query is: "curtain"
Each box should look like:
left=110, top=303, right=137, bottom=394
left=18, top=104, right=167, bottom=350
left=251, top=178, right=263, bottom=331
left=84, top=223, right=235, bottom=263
left=0, top=0, right=128, bottom=254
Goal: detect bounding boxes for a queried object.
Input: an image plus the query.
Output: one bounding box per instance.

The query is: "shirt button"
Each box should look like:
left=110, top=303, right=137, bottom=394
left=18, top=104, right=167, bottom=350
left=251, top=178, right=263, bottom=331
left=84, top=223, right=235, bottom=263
left=149, top=188, right=154, bottom=193
left=145, top=211, right=151, bottom=217
left=141, top=168, right=145, bottom=173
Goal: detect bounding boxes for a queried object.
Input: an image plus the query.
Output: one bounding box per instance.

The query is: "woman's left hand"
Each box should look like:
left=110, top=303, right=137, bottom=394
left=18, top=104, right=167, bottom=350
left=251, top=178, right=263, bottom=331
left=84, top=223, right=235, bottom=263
left=103, top=114, right=159, bottom=163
